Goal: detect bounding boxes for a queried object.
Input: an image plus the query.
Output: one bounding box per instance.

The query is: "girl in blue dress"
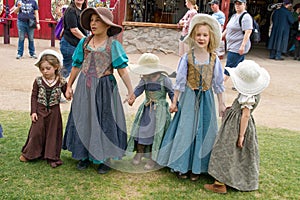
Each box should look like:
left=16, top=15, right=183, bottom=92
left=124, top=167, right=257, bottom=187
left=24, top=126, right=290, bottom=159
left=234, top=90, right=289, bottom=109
left=156, top=14, right=226, bottom=181
left=62, top=7, right=133, bottom=174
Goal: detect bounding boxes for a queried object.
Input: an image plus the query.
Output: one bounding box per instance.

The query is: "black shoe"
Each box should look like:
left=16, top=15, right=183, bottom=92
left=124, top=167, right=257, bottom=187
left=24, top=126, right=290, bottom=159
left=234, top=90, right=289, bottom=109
left=176, top=172, right=189, bottom=179
left=77, top=159, right=90, bottom=170
left=275, top=57, right=284, bottom=60
left=97, top=163, right=111, bottom=174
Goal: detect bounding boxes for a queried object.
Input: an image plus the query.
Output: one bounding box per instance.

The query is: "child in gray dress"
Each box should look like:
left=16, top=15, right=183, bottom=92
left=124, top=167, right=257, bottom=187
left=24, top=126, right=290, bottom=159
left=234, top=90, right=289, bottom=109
left=204, top=60, right=270, bottom=193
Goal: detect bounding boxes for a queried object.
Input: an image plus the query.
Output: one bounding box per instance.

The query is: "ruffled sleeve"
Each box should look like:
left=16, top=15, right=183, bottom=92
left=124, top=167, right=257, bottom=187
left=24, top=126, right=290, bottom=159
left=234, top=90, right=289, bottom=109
left=111, top=40, right=128, bottom=69
left=238, top=94, right=256, bottom=109
left=173, top=54, right=188, bottom=92
left=71, top=37, right=86, bottom=68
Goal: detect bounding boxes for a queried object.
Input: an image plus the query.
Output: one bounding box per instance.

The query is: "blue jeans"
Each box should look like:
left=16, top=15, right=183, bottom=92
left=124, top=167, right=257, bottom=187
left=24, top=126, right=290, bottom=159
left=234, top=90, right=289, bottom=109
left=60, top=37, right=76, bottom=78
left=224, top=51, right=245, bottom=76
left=17, top=20, right=35, bottom=56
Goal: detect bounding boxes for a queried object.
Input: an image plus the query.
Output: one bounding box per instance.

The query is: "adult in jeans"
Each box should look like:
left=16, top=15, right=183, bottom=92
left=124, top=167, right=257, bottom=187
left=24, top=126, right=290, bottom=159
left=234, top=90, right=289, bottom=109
left=60, top=0, right=87, bottom=78
left=13, top=0, right=40, bottom=59
left=222, top=0, right=252, bottom=86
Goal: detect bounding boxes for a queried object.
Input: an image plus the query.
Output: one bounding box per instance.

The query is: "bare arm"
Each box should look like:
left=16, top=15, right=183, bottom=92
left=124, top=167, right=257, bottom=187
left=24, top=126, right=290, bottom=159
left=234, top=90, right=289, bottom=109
left=237, top=107, right=251, bottom=148
left=239, top=29, right=252, bottom=55
left=117, top=68, right=134, bottom=102
left=70, top=27, right=86, bottom=40
left=65, top=67, right=81, bottom=100
left=169, top=90, right=180, bottom=113
left=217, top=93, right=226, bottom=117
left=34, top=10, right=40, bottom=30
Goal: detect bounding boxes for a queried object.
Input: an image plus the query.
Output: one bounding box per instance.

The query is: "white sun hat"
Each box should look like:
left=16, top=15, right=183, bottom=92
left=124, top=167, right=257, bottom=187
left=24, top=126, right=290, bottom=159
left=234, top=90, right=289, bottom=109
left=129, top=53, right=173, bottom=75
left=34, top=49, right=63, bottom=67
left=183, top=13, right=221, bottom=51
left=225, top=60, right=270, bottom=96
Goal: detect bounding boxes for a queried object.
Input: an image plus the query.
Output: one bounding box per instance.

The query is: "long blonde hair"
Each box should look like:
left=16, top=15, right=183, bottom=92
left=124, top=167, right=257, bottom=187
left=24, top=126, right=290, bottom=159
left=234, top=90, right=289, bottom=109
left=189, top=23, right=218, bottom=53
left=188, top=0, right=199, bottom=11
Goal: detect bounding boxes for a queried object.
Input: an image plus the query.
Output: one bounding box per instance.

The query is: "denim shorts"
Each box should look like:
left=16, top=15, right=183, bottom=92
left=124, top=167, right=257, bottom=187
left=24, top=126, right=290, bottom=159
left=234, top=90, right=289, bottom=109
left=224, top=51, right=245, bottom=76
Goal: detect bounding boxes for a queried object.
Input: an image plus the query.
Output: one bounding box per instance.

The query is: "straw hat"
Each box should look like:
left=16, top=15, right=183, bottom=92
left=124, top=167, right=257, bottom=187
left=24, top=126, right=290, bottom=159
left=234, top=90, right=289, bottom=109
left=129, top=53, right=172, bottom=75
left=80, top=7, right=122, bottom=36
left=183, top=14, right=221, bottom=50
left=225, top=60, right=270, bottom=96
left=34, top=49, right=63, bottom=67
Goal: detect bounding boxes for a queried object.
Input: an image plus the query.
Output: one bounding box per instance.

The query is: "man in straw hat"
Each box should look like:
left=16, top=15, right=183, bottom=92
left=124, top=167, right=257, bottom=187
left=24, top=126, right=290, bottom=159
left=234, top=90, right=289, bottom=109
left=126, top=53, right=174, bottom=171
left=62, top=7, right=134, bottom=174
left=205, top=60, right=270, bottom=193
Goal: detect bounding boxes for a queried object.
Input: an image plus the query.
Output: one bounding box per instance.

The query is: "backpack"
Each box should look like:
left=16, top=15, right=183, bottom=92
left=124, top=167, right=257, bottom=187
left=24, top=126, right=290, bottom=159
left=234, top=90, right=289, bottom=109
left=55, top=17, right=64, bottom=40
left=239, top=12, right=261, bottom=43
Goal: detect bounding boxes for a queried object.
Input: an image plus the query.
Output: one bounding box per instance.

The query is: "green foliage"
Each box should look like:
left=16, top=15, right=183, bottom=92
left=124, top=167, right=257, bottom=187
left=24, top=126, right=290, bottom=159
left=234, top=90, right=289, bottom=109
left=0, top=111, right=299, bottom=199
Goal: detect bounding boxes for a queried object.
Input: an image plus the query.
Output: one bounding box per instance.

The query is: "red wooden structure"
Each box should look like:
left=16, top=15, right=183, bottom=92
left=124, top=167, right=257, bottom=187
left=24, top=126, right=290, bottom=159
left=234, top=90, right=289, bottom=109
left=0, top=0, right=122, bottom=46
left=0, top=0, right=231, bottom=45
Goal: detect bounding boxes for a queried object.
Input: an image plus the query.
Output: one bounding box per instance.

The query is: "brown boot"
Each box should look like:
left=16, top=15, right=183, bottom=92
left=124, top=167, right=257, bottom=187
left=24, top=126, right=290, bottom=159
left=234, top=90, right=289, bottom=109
left=132, top=144, right=144, bottom=165
left=204, top=182, right=227, bottom=194
left=144, top=158, right=156, bottom=170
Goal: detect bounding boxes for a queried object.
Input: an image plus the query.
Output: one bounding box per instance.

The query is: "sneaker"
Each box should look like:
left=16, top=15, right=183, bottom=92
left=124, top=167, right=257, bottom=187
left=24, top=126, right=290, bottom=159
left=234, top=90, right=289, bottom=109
left=30, top=54, right=38, bottom=59
left=16, top=55, right=22, bottom=59
left=204, top=183, right=227, bottom=194
left=76, top=159, right=90, bottom=170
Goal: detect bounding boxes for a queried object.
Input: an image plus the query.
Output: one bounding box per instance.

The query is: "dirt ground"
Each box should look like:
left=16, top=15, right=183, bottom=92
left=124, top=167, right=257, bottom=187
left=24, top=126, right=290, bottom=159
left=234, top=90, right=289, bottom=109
left=0, top=37, right=299, bottom=131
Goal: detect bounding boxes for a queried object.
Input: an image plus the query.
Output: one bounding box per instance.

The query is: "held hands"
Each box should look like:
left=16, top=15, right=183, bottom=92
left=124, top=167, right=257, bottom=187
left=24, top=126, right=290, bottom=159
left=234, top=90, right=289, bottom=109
left=65, top=86, right=73, bottom=100
left=31, top=113, right=38, bottom=122
left=127, top=94, right=136, bottom=106
left=36, top=24, right=41, bottom=31
left=169, top=102, right=178, bottom=113
left=219, top=103, right=227, bottom=118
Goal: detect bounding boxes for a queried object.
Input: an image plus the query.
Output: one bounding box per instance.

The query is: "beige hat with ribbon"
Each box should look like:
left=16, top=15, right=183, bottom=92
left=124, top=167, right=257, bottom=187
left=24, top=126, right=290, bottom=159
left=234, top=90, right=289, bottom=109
left=129, top=53, right=173, bottom=75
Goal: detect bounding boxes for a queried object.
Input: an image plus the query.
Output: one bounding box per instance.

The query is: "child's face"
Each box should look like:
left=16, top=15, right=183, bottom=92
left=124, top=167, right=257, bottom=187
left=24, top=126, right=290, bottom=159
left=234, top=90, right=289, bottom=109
left=193, top=25, right=210, bottom=49
left=90, top=14, right=110, bottom=35
left=39, top=61, right=57, bottom=79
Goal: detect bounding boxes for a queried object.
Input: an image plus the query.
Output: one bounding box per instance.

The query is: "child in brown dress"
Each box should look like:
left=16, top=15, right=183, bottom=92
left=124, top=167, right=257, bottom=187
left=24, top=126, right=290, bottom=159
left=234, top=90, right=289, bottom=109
left=19, top=49, right=67, bottom=168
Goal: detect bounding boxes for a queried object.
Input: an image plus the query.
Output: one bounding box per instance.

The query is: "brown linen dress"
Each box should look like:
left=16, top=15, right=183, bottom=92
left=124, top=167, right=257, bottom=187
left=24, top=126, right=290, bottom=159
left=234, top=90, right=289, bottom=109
left=21, top=77, right=67, bottom=161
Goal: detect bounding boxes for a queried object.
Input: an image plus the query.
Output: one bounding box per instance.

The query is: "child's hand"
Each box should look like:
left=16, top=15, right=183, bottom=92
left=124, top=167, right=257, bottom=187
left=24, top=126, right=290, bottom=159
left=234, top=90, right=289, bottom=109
left=237, top=135, right=245, bottom=148
left=126, top=94, right=136, bottom=106
left=65, top=87, right=73, bottom=100
left=219, top=103, right=227, bottom=117
left=169, top=103, right=178, bottom=113
left=31, top=113, right=38, bottom=122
